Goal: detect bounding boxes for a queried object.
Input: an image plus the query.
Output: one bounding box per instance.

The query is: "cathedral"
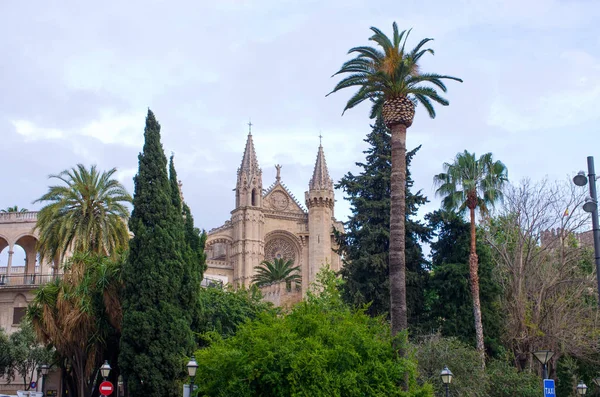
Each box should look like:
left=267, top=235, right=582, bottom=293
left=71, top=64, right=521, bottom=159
left=204, top=130, right=343, bottom=296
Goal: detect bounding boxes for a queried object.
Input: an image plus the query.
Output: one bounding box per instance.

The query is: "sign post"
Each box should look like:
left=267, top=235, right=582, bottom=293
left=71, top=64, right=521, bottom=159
left=543, top=379, right=556, bottom=397
left=99, top=381, right=114, bottom=396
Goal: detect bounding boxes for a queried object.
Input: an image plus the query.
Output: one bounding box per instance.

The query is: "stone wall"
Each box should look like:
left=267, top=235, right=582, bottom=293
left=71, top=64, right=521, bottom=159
left=260, top=280, right=302, bottom=309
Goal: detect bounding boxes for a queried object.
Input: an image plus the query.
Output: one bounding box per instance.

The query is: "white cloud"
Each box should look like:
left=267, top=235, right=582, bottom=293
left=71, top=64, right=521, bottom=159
left=11, top=110, right=146, bottom=147
left=12, top=120, right=65, bottom=140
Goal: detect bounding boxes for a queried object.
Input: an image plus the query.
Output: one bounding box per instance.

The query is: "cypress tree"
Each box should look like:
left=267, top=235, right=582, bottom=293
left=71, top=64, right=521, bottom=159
left=335, top=117, right=431, bottom=322
left=120, top=110, right=193, bottom=397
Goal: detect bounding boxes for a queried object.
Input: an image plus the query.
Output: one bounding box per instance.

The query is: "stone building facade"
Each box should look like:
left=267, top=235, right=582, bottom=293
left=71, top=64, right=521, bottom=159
left=204, top=132, right=344, bottom=298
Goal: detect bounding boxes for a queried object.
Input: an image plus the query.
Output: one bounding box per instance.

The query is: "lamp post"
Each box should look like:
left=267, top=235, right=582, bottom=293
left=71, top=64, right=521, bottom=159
left=573, top=156, right=600, bottom=306
left=533, top=350, right=554, bottom=379
left=100, top=360, right=111, bottom=381
left=440, top=366, right=453, bottom=397
left=186, top=356, right=198, bottom=397
left=40, top=363, right=49, bottom=395
left=577, top=380, right=588, bottom=395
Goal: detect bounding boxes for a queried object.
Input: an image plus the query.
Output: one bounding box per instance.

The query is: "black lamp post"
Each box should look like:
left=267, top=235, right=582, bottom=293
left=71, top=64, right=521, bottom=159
left=186, top=356, right=198, bottom=396
left=40, top=363, right=49, bottom=395
left=440, top=366, right=453, bottom=397
left=573, top=156, right=600, bottom=306
left=100, top=360, right=111, bottom=381
left=533, top=350, right=554, bottom=379
left=577, top=380, right=588, bottom=395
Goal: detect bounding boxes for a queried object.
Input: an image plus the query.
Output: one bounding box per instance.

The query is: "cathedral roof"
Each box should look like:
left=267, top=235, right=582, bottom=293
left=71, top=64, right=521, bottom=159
left=239, top=132, right=260, bottom=178
left=309, top=144, right=333, bottom=191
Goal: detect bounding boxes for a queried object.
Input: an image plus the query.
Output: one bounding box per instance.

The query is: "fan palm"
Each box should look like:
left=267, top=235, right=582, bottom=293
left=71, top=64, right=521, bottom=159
left=328, top=22, right=462, bottom=335
left=33, top=164, right=132, bottom=264
left=252, top=258, right=301, bottom=289
left=433, top=150, right=508, bottom=367
left=1, top=206, right=28, bottom=213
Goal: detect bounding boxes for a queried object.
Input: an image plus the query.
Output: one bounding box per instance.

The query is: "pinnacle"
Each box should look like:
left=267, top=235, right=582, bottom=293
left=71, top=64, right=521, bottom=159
left=309, top=144, right=333, bottom=191
left=239, top=133, right=260, bottom=178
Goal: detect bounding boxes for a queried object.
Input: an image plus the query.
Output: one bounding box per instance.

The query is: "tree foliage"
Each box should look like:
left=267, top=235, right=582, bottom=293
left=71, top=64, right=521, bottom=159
left=5, top=321, right=55, bottom=390
left=415, top=335, right=539, bottom=397
left=1, top=206, right=28, bottom=213
left=425, top=210, right=503, bottom=356
left=484, top=179, right=598, bottom=375
left=335, top=117, right=431, bottom=323
left=120, top=109, right=197, bottom=397
left=327, top=22, right=462, bottom=119
left=252, top=258, right=301, bottom=289
left=28, top=252, right=122, bottom=397
left=433, top=150, right=508, bottom=365
left=33, top=164, right=132, bottom=263
left=193, top=268, right=433, bottom=397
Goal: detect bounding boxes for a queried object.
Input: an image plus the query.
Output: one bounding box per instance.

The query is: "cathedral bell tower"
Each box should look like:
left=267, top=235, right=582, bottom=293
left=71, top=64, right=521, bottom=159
left=232, top=126, right=264, bottom=287
left=305, top=141, right=334, bottom=285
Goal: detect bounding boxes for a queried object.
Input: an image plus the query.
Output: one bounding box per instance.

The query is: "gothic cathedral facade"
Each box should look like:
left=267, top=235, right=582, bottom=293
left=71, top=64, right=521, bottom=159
left=204, top=132, right=343, bottom=296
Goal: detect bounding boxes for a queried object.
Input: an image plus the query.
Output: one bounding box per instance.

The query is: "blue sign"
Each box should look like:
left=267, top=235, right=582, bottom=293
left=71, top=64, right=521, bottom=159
left=30, top=381, right=37, bottom=389
left=544, top=379, right=556, bottom=397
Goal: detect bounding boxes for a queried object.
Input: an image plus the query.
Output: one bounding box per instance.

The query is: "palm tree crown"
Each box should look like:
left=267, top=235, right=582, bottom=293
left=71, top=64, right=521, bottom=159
left=327, top=22, right=462, bottom=119
left=34, top=164, right=132, bottom=263
left=252, top=258, right=301, bottom=288
left=1, top=206, right=28, bottom=213
left=434, top=151, right=508, bottom=214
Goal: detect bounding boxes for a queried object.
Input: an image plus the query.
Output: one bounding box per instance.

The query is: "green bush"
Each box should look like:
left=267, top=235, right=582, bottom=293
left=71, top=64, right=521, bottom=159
left=193, top=269, right=433, bottom=397
left=415, top=335, right=541, bottom=397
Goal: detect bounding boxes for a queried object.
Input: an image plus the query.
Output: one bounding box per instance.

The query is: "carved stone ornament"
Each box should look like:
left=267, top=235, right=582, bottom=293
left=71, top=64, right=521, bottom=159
left=270, top=191, right=289, bottom=210
left=264, top=237, right=296, bottom=263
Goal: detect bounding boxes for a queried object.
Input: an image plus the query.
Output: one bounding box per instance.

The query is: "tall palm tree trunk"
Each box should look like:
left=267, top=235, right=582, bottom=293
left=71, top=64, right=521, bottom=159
left=469, top=204, right=485, bottom=367
left=390, top=123, right=408, bottom=337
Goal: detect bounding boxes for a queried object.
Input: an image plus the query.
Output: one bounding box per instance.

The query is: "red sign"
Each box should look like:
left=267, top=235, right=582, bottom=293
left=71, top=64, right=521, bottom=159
left=99, top=381, right=114, bottom=396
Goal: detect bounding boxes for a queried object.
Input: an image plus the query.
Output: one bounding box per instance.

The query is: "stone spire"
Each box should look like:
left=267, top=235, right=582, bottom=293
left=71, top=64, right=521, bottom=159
left=309, top=143, right=333, bottom=191
left=238, top=132, right=260, bottom=184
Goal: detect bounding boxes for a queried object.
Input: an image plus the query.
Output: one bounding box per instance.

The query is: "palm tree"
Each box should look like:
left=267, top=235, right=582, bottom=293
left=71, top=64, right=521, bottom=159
left=33, top=164, right=132, bottom=264
left=328, top=22, right=462, bottom=335
left=28, top=252, right=123, bottom=397
left=433, top=150, right=508, bottom=367
left=252, top=258, right=301, bottom=289
left=1, top=206, right=28, bottom=213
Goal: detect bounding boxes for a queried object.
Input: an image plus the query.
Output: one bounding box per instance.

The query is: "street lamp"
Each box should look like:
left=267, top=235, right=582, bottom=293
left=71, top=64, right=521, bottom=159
left=40, top=364, right=49, bottom=395
left=572, top=156, right=600, bottom=307
left=440, top=366, right=453, bottom=397
left=187, top=356, right=198, bottom=396
left=533, top=350, right=554, bottom=379
left=100, top=360, right=111, bottom=380
left=577, top=380, right=588, bottom=395
left=593, top=376, right=600, bottom=387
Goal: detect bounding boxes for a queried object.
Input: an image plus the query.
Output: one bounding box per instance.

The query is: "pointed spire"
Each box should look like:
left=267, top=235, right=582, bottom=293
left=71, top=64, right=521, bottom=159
left=239, top=132, right=260, bottom=181
left=309, top=143, right=333, bottom=191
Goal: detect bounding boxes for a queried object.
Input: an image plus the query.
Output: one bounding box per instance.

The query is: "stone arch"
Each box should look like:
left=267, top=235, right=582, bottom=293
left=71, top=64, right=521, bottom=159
left=263, top=230, right=302, bottom=267
left=205, top=237, right=233, bottom=261
left=14, top=234, right=39, bottom=274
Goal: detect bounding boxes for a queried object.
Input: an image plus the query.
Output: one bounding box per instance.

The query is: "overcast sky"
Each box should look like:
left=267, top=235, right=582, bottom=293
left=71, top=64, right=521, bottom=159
left=2, top=0, right=599, bottom=260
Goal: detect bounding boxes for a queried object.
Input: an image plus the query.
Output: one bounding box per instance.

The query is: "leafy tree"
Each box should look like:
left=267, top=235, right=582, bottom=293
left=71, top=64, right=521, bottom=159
left=195, top=286, right=273, bottom=345
left=193, top=268, right=433, bottom=397
left=433, top=151, right=508, bottom=365
left=335, top=116, right=431, bottom=325
left=0, top=328, right=13, bottom=379
left=33, top=164, right=132, bottom=263
left=328, top=22, right=462, bottom=336
left=425, top=210, right=503, bottom=356
left=1, top=206, right=28, bottom=213
left=7, top=321, right=54, bottom=391
left=120, top=109, right=195, bottom=397
left=28, top=252, right=122, bottom=397
left=415, top=335, right=539, bottom=397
